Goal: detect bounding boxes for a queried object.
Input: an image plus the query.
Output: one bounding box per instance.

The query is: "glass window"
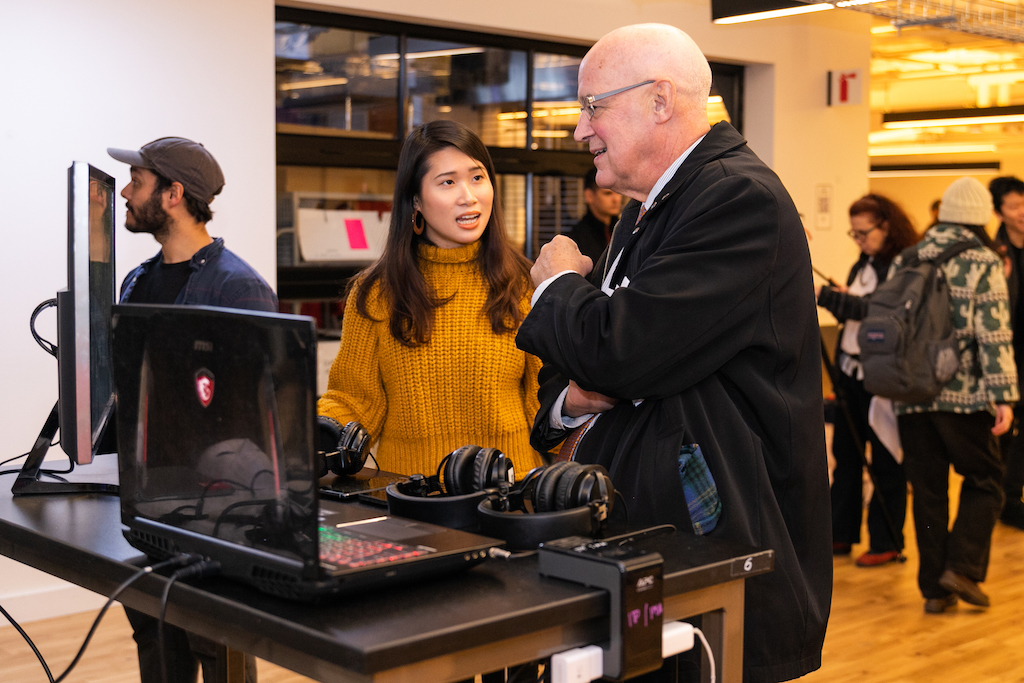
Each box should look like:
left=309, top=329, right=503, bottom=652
left=498, top=174, right=527, bottom=251
left=405, top=38, right=528, bottom=146
left=531, top=53, right=586, bottom=152
left=276, top=23, right=400, bottom=138
left=274, top=9, right=745, bottom=315
left=531, top=175, right=582, bottom=257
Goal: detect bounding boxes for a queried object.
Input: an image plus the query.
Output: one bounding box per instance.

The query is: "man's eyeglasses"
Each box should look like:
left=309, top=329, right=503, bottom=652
left=847, top=225, right=881, bottom=241
left=579, top=80, right=655, bottom=118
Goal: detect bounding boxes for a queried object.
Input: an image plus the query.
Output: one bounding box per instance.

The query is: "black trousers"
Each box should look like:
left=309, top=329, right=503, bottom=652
left=999, top=418, right=1024, bottom=508
left=830, top=370, right=907, bottom=551
left=125, top=606, right=258, bottom=683
left=898, top=411, right=1005, bottom=599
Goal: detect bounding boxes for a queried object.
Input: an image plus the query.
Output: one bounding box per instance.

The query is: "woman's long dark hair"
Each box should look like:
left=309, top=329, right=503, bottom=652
left=352, top=120, right=532, bottom=347
left=848, top=194, right=919, bottom=260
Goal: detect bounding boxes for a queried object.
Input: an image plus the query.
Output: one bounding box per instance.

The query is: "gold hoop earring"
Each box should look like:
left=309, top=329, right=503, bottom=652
left=412, top=211, right=425, bottom=236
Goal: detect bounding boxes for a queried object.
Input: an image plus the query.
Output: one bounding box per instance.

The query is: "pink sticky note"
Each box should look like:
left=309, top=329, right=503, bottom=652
left=345, top=219, right=369, bottom=249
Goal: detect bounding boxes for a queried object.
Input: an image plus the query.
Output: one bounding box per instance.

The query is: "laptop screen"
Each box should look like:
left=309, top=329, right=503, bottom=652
left=112, top=304, right=321, bottom=578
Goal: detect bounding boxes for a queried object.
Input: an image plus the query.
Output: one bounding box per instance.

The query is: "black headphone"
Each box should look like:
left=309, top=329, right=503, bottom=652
left=385, top=445, right=514, bottom=531
left=316, top=416, right=371, bottom=477
left=477, top=461, right=615, bottom=550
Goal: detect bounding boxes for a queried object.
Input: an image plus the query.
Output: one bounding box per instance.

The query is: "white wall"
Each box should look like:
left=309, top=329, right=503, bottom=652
left=1, top=0, right=870, bottom=624
left=0, top=0, right=276, bottom=626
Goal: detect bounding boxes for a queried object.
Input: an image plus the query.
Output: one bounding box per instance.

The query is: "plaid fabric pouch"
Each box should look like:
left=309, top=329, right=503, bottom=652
left=678, top=444, right=721, bottom=535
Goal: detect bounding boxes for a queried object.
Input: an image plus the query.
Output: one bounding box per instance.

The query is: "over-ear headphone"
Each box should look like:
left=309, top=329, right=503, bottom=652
left=477, top=461, right=615, bottom=550
left=386, top=445, right=514, bottom=531
left=316, top=416, right=371, bottom=477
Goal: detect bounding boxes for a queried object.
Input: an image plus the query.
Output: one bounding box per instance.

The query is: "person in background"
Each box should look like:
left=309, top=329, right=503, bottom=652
left=928, top=198, right=941, bottom=228
left=816, top=194, right=919, bottom=566
left=517, top=23, right=830, bottom=683
left=107, top=137, right=275, bottom=683
left=990, top=175, right=1024, bottom=530
left=895, top=176, right=1017, bottom=614
left=317, top=120, right=545, bottom=478
left=563, top=167, right=621, bottom=262
left=109, top=137, right=277, bottom=311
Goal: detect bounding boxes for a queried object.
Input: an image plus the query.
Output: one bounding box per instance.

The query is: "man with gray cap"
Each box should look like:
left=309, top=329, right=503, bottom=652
left=108, top=136, right=269, bottom=683
left=894, top=176, right=1018, bottom=614
left=108, top=136, right=277, bottom=311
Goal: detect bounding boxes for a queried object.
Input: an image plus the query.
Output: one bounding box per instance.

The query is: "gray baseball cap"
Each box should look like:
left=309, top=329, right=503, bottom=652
left=107, top=137, right=225, bottom=203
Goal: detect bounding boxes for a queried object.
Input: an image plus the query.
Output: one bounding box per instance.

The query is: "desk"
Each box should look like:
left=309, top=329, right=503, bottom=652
left=0, top=456, right=772, bottom=683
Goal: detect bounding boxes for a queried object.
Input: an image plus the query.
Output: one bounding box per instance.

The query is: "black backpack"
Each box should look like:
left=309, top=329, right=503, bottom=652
left=857, top=240, right=978, bottom=403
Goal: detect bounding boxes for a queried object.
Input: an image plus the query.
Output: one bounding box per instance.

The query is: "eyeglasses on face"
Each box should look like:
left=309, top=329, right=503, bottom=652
left=847, top=225, right=881, bottom=241
left=579, top=80, right=655, bottom=118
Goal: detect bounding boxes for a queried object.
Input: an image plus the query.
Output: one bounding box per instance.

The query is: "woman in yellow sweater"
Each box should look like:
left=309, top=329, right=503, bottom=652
left=317, top=120, right=545, bottom=478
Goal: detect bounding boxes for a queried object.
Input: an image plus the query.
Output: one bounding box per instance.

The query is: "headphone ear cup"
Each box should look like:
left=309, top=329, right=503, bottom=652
left=560, top=464, right=614, bottom=511
left=329, top=421, right=370, bottom=476
left=533, top=461, right=573, bottom=513
left=472, top=448, right=512, bottom=491
left=444, top=445, right=481, bottom=496
left=554, top=462, right=586, bottom=510
left=316, top=416, right=344, bottom=478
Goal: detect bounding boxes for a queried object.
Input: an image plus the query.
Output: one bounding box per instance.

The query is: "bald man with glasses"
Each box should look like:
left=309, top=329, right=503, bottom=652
left=517, top=24, right=830, bottom=683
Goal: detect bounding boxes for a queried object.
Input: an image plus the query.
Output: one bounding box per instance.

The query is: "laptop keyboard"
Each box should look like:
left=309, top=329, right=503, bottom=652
left=319, top=525, right=434, bottom=568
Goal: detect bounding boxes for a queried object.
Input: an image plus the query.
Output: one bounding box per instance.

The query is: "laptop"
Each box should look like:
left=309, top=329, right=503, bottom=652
left=111, top=303, right=500, bottom=601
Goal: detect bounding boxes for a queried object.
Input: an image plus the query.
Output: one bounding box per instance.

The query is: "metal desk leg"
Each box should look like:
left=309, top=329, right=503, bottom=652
left=214, top=644, right=247, bottom=683
left=663, top=579, right=745, bottom=683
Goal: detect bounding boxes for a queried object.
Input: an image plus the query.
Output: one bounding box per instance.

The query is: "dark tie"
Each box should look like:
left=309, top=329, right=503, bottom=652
left=633, top=204, right=647, bottom=233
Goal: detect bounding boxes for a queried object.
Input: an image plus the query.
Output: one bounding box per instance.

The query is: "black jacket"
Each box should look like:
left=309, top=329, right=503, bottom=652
left=517, top=122, right=831, bottom=683
left=816, top=252, right=893, bottom=324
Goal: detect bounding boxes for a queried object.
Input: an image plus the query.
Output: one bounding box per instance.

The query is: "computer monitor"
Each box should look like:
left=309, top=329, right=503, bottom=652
left=13, top=162, right=119, bottom=495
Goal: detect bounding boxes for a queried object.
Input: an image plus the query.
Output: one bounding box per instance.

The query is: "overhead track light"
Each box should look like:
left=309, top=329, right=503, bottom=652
left=882, top=105, right=1024, bottom=129
left=712, top=0, right=833, bottom=24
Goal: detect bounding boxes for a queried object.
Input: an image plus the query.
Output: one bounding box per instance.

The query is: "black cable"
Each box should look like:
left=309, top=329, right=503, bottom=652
left=0, top=440, right=68, bottom=478
left=53, top=556, right=197, bottom=683
left=488, top=547, right=538, bottom=560
left=0, top=554, right=202, bottom=683
left=0, top=602, right=55, bottom=683
left=158, top=560, right=222, bottom=683
left=31, top=299, right=58, bottom=358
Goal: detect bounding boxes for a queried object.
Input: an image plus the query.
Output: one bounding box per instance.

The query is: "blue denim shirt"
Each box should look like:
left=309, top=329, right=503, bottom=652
left=119, top=237, right=278, bottom=312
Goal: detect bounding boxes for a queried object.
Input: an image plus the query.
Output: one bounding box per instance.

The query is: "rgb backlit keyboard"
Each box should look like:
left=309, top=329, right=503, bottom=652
left=319, top=526, right=432, bottom=568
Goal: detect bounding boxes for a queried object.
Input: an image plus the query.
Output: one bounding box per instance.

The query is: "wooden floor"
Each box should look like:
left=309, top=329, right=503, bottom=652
left=2, top=499, right=1024, bottom=682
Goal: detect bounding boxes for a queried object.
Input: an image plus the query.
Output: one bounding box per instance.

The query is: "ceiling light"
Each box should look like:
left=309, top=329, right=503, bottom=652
left=713, top=2, right=833, bottom=23
left=869, top=162, right=1000, bottom=178
left=531, top=130, right=570, bottom=138
left=868, top=129, right=920, bottom=143
left=869, top=143, right=997, bottom=156
left=372, top=47, right=485, bottom=61
left=278, top=77, right=349, bottom=91
left=882, top=105, right=1024, bottom=129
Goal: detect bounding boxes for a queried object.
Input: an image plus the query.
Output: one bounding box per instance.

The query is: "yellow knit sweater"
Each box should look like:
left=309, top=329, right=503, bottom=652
left=317, top=242, right=545, bottom=478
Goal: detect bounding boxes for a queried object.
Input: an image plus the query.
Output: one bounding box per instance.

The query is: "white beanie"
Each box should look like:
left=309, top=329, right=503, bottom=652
left=938, top=177, right=991, bottom=227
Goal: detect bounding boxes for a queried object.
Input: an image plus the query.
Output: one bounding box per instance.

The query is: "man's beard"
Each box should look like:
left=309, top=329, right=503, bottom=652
left=126, top=191, right=171, bottom=238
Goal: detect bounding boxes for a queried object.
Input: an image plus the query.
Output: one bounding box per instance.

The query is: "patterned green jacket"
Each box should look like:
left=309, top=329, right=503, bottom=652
left=893, top=223, right=1019, bottom=416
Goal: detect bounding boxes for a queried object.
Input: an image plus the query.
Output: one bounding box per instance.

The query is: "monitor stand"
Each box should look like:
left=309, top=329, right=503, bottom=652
left=11, top=402, right=120, bottom=496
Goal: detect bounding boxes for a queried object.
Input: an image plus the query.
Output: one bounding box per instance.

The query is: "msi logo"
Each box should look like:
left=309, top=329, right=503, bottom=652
left=195, top=370, right=215, bottom=407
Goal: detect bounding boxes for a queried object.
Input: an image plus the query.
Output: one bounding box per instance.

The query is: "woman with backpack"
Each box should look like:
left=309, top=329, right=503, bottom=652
left=890, top=177, right=1017, bottom=613
left=816, top=194, right=919, bottom=567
